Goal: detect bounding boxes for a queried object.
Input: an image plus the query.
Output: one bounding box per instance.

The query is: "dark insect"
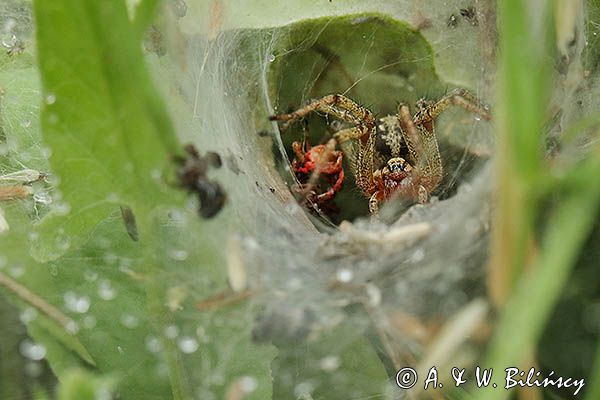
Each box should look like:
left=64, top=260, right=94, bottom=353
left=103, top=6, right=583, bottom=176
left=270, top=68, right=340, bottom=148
left=447, top=13, right=458, bottom=28
left=460, top=7, right=478, bottom=26
left=120, top=205, right=139, bottom=242
left=175, top=144, right=226, bottom=218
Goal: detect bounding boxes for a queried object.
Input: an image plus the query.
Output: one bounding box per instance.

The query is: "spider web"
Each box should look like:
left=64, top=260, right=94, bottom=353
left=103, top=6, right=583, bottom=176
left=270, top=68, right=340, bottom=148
left=0, top=0, right=597, bottom=399
left=154, top=1, right=499, bottom=398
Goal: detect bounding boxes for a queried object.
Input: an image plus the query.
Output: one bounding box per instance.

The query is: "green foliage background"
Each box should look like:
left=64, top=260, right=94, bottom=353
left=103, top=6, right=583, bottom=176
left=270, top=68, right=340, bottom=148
left=0, top=1, right=599, bottom=399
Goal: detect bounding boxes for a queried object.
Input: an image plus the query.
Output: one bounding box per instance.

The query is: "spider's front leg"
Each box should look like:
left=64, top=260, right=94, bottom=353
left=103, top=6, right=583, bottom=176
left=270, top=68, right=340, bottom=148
left=414, top=88, right=491, bottom=125
left=397, top=104, right=442, bottom=199
left=269, top=94, right=375, bottom=131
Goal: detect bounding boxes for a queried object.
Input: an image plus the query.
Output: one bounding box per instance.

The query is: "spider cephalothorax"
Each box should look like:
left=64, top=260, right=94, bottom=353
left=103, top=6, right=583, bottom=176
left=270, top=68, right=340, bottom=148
left=290, top=138, right=344, bottom=212
left=270, top=88, right=491, bottom=214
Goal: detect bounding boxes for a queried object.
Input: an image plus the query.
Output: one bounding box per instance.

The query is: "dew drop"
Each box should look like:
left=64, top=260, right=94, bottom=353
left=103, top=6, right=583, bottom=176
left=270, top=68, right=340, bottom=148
left=19, top=339, right=46, bottom=361
left=19, top=308, right=38, bottom=324
left=239, top=376, right=258, bottom=393
left=120, top=314, right=139, bottom=329
left=196, top=326, right=210, bottom=343
left=65, top=321, right=80, bottom=334
left=336, top=268, right=353, bottom=283
left=45, top=93, right=56, bottom=105
left=98, top=280, right=117, bottom=300
left=1, top=33, right=17, bottom=48
left=294, top=382, right=314, bottom=398
left=146, top=335, right=163, bottom=353
left=64, top=291, right=91, bottom=313
left=178, top=336, right=199, bottom=354
left=168, top=249, right=188, bottom=261
left=164, top=325, right=179, bottom=339
left=319, top=355, right=341, bottom=372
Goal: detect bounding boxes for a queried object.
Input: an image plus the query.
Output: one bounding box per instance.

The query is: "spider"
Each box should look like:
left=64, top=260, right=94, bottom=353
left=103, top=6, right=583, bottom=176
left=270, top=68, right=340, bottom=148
left=270, top=88, right=491, bottom=214
left=290, top=137, right=344, bottom=212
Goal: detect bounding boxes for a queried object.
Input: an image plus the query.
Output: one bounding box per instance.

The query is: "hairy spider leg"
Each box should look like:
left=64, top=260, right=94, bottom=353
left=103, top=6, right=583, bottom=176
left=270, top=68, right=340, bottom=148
left=270, top=94, right=375, bottom=133
left=398, top=104, right=439, bottom=202
left=353, top=132, right=377, bottom=200
left=413, top=88, right=491, bottom=125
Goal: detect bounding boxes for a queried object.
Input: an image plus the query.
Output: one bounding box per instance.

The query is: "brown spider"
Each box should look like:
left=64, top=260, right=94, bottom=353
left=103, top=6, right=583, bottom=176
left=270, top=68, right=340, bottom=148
left=270, top=88, right=491, bottom=214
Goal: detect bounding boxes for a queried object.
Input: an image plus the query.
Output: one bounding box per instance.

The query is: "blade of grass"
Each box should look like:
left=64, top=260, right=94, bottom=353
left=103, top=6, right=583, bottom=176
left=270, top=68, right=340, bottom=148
left=488, top=0, right=552, bottom=305
left=586, top=337, right=600, bottom=400
left=475, top=161, right=600, bottom=400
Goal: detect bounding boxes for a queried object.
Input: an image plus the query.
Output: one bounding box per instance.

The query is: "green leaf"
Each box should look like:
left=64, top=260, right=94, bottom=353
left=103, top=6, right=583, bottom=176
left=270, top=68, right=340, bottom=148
left=32, top=0, right=180, bottom=261
left=0, top=2, right=279, bottom=399
left=57, top=369, right=114, bottom=400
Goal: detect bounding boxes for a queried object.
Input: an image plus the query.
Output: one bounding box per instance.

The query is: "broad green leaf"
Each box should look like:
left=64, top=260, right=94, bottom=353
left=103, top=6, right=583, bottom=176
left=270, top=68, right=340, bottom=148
left=32, top=0, right=180, bottom=261
left=1, top=1, right=278, bottom=399
left=57, top=369, right=114, bottom=400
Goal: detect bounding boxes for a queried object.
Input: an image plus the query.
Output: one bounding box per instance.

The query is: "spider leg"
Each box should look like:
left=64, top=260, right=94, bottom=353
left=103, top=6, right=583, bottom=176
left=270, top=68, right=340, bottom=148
left=398, top=104, right=424, bottom=163
left=398, top=105, right=443, bottom=193
left=368, top=191, right=380, bottom=214
left=333, top=126, right=369, bottom=144
left=353, top=130, right=378, bottom=197
left=292, top=141, right=306, bottom=163
left=269, top=94, right=375, bottom=130
left=414, top=88, right=491, bottom=125
left=316, top=169, right=344, bottom=203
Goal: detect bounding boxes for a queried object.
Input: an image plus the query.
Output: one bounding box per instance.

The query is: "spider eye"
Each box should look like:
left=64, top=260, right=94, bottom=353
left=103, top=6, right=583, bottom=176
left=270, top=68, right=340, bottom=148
left=387, top=158, right=411, bottom=173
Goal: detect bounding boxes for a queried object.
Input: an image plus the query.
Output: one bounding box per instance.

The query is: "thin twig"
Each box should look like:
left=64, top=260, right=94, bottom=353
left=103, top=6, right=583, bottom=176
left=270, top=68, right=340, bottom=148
left=0, top=271, right=77, bottom=333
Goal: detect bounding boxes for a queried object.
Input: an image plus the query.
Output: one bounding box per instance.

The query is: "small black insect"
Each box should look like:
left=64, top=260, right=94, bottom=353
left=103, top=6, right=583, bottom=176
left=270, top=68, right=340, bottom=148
left=175, top=144, right=226, bottom=218
left=447, top=13, right=458, bottom=28
left=460, top=6, right=478, bottom=26
left=120, top=205, right=139, bottom=241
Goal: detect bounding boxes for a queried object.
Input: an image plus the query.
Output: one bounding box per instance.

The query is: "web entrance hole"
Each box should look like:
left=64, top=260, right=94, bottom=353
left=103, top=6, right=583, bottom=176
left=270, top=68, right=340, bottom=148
left=267, top=14, right=491, bottom=225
